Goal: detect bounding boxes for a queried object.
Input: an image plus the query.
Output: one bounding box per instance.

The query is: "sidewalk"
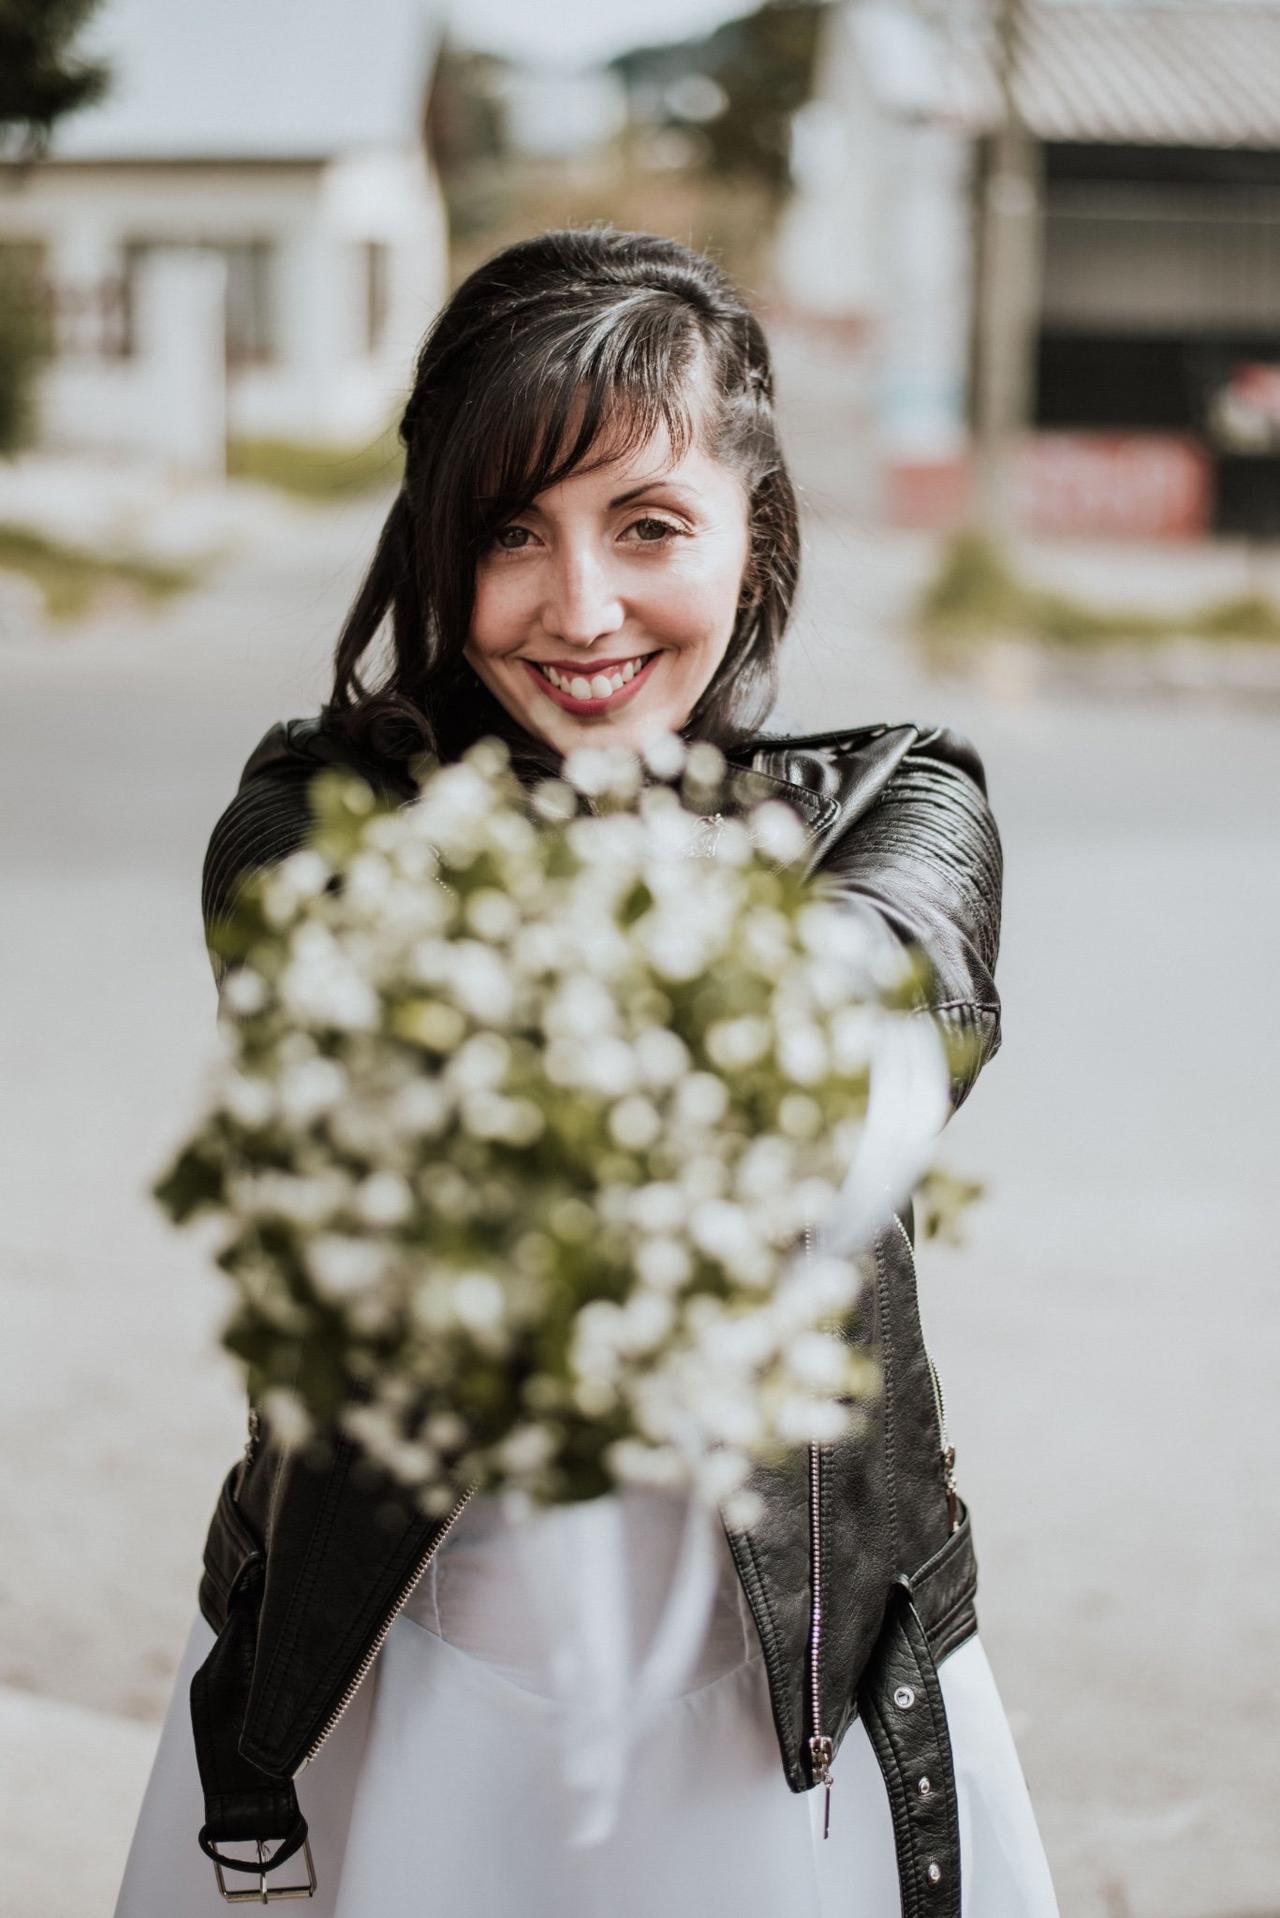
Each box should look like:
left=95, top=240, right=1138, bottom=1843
left=0, top=1685, right=158, bottom=1917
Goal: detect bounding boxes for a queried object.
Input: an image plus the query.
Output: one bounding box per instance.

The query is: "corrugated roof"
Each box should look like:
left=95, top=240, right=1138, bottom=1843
left=45, top=0, right=443, bottom=163
left=932, top=1, right=1280, bottom=149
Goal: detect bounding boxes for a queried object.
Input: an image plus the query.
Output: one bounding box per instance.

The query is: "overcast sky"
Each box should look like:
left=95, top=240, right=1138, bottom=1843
left=446, top=0, right=754, bottom=68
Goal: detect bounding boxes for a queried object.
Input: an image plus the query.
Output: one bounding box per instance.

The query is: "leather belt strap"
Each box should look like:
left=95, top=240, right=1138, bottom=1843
left=189, top=1560, right=311, bottom=1891
left=858, top=1583, right=962, bottom=1917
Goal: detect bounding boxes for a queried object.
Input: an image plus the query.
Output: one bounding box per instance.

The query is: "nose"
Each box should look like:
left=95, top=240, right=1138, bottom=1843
left=538, top=539, right=625, bottom=650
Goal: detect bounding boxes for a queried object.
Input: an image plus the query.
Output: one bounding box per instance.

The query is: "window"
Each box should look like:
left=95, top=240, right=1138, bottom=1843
left=121, top=237, right=278, bottom=366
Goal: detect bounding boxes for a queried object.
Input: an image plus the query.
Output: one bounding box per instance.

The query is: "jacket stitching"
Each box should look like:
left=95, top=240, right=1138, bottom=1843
left=729, top=1521, right=799, bottom=1759
left=253, top=1440, right=353, bottom=1724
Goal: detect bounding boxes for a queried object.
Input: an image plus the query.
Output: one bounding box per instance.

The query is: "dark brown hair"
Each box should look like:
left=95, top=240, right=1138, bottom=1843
left=322, top=225, right=800, bottom=778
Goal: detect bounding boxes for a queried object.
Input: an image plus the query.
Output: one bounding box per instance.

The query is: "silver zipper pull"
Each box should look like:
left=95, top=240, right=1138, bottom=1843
left=943, top=1444, right=960, bottom=1532
left=809, top=1734, right=835, bottom=1838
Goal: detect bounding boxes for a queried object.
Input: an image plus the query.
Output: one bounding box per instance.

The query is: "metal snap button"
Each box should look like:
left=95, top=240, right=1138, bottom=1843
left=927, top=1861, right=943, bottom=1885
left=893, top=1684, right=916, bottom=1710
left=917, top=1775, right=932, bottom=1796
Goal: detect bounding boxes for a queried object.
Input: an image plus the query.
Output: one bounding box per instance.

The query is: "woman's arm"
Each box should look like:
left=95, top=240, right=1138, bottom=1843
left=807, top=724, right=1004, bottom=1118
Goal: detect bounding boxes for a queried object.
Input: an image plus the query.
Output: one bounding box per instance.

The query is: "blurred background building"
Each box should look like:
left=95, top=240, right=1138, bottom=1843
left=0, top=0, right=448, bottom=465
left=780, top=0, right=1280, bottom=537
left=8, top=0, right=1280, bottom=540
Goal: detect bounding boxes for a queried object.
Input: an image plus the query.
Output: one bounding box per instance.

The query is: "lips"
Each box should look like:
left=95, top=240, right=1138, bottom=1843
left=522, top=651, right=661, bottom=714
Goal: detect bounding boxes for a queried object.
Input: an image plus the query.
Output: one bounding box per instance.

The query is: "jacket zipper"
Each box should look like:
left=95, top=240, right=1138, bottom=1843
left=891, top=1212, right=960, bottom=1533
left=294, top=1484, right=475, bottom=1772
left=803, top=1221, right=835, bottom=1837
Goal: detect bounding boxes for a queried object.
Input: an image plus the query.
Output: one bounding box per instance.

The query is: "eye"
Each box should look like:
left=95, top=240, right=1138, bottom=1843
left=490, top=524, right=535, bottom=553
left=627, top=516, right=684, bottom=545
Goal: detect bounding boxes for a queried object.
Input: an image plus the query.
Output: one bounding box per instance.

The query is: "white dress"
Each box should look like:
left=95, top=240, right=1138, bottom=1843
left=114, top=1485, right=1058, bottom=1916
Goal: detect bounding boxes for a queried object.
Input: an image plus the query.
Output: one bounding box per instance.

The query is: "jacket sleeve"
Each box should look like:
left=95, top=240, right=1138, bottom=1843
left=808, top=725, right=1004, bottom=1116
left=201, top=763, right=317, bottom=996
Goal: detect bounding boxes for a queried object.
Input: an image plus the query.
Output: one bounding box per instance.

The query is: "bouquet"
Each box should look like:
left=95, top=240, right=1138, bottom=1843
left=155, top=731, right=950, bottom=1531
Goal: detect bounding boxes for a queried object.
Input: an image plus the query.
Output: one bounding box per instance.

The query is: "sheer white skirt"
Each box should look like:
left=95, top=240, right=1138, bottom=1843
left=114, top=1490, right=1059, bottom=1917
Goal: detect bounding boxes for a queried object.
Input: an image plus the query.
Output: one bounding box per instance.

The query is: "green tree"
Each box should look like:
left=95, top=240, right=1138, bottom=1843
left=0, top=0, right=110, bottom=452
left=0, top=0, right=110, bottom=161
left=611, top=0, right=825, bottom=196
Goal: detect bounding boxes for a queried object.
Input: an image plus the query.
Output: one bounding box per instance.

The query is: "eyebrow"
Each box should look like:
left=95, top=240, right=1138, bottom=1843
left=609, top=476, right=695, bottom=508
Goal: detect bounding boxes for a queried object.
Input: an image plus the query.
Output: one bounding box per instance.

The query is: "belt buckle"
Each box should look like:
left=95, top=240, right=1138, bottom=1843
left=211, top=1835, right=317, bottom=1902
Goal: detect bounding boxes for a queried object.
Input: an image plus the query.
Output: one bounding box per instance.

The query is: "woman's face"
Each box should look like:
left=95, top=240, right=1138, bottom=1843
left=464, top=412, right=751, bottom=760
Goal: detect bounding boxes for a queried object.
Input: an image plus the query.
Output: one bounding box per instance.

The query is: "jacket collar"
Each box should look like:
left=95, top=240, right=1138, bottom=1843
left=245, top=712, right=916, bottom=869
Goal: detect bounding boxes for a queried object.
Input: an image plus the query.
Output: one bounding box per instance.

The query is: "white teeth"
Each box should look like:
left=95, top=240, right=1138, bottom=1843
left=538, top=655, right=652, bottom=699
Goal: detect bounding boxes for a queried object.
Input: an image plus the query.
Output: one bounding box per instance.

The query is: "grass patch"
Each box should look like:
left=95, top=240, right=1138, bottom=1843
left=919, top=531, right=1280, bottom=653
left=226, top=424, right=404, bottom=499
left=0, top=522, right=197, bottom=620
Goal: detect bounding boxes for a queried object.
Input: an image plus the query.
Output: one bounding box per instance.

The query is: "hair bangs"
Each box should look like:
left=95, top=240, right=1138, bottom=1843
left=466, top=300, right=702, bottom=537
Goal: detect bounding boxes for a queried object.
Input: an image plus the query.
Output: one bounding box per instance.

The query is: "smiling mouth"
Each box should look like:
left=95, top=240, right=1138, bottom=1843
left=522, top=651, right=660, bottom=711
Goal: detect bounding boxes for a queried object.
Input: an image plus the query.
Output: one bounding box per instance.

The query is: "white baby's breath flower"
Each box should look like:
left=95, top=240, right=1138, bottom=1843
left=445, top=1031, right=510, bottom=1093
left=629, top=1182, right=687, bottom=1233
left=684, top=740, right=726, bottom=786
left=673, top=1072, right=729, bottom=1129
left=346, top=851, right=393, bottom=908
left=632, top=1026, right=689, bottom=1089
left=451, top=1271, right=507, bottom=1333
left=306, top=1234, right=388, bottom=1299
left=721, top=1487, right=765, bottom=1531
left=608, top=1094, right=662, bottom=1151
left=160, top=730, right=928, bottom=1527
left=465, top=887, right=521, bottom=942
left=497, top=1423, right=557, bottom=1476
left=606, top=1438, right=685, bottom=1488
left=278, top=1056, right=346, bottom=1127
left=260, top=1387, right=312, bottom=1449
left=705, top=1016, right=771, bottom=1070
left=634, top=1237, right=693, bottom=1293
left=223, top=1072, right=276, bottom=1129
left=741, top=907, right=792, bottom=975
left=390, top=1077, right=451, bottom=1135
left=693, top=1447, right=750, bottom=1503
left=689, top=1198, right=759, bottom=1266
left=419, top=1481, right=464, bottom=1517
left=280, top=848, right=333, bottom=899
left=786, top=1331, right=850, bottom=1391
left=448, top=943, right=517, bottom=1024
left=341, top=1401, right=401, bottom=1454
left=574, top=1036, right=636, bottom=1099
left=640, top=729, right=687, bottom=779
left=775, top=1395, right=851, bottom=1446
left=614, top=1291, right=675, bottom=1354
left=279, top=927, right=379, bottom=1032
left=353, top=1171, right=413, bottom=1227
left=778, top=1091, right=822, bottom=1139
left=748, top=799, right=808, bottom=864
left=830, top=1005, right=876, bottom=1073
left=221, top=968, right=270, bottom=1017
left=776, top=1019, right=829, bottom=1085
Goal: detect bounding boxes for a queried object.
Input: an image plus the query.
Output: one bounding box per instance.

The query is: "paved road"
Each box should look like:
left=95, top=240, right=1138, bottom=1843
left=2, top=362, right=1278, bottom=1915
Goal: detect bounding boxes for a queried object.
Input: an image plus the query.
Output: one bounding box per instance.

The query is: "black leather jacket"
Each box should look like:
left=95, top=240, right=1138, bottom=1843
left=190, top=714, right=1004, bottom=1914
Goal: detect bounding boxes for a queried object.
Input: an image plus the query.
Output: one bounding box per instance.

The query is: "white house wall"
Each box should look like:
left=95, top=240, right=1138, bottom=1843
left=317, top=149, right=449, bottom=441
left=775, top=2, right=882, bottom=317
left=773, top=0, right=973, bottom=465
left=0, top=151, right=447, bottom=452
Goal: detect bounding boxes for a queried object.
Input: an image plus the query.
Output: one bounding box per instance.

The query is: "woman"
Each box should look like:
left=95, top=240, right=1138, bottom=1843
left=114, top=227, right=1058, bottom=1916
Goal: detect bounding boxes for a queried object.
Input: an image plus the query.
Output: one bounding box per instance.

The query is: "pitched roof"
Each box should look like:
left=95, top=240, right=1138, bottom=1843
left=933, top=1, right=1280, bottom=148
left=46, top=0, right=443, bottom=163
